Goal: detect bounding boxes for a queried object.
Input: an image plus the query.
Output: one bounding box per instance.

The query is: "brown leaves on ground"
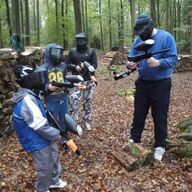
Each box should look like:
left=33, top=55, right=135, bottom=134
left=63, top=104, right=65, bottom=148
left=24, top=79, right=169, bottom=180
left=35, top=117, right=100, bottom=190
left=0, top=51, right=192, bottom=191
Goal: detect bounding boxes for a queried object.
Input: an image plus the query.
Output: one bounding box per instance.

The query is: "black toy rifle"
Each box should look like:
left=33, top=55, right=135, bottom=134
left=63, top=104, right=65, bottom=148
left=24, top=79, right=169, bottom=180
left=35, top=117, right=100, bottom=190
left=52, top=74, right=86, bottom=91
left=114, top=39, right=170, bottom=81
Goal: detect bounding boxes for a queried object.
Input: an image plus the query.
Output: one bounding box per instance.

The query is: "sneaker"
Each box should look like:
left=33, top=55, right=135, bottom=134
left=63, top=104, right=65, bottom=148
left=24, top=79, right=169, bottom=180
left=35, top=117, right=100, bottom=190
left=129, top=139, right=135, bottom=143
left=49, top=179, right=67, bottom=189
left=154, top=147, right=165, bottom=161
left=83, top=122, right=92, bottom=131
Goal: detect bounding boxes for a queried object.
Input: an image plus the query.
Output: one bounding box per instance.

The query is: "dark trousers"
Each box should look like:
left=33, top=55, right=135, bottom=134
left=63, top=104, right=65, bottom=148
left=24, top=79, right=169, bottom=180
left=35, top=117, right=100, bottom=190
left=130, top=78, right=171, bottom=148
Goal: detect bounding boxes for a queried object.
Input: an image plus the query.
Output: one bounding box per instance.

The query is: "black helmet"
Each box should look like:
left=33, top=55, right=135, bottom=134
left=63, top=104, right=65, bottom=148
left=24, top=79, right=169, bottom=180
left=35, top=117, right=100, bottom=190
left=133, top=13, right=153, bottom=41
left=49, top=45, right=64, bottom=66
left=75, top=32, right=88, bottom=51
left=13, top=65, right=47, bottom=90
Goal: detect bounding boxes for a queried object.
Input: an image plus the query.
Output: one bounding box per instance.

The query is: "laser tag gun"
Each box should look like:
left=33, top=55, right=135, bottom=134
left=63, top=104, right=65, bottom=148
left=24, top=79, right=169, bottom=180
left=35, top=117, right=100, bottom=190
left=114, top=39, right=170, bottom=81
left=47, top=110, right=82, bottom=155
left=52, top=74, right=85, bottom=91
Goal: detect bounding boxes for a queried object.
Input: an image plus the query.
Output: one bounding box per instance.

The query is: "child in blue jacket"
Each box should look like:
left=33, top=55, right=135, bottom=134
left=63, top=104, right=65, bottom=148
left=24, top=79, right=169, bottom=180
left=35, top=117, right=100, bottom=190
left=12, top=65, right=67, bottom=192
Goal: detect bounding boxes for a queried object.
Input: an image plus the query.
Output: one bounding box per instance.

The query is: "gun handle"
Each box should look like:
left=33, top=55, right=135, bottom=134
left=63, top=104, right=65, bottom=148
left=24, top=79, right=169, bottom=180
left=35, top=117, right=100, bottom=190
left=66, top=139, right=80, bottom=155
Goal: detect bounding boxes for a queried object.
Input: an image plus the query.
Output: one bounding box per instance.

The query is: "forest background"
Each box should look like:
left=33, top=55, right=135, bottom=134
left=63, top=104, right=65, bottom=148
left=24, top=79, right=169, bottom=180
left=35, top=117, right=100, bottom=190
left=0, top=0, right=192, bottom=54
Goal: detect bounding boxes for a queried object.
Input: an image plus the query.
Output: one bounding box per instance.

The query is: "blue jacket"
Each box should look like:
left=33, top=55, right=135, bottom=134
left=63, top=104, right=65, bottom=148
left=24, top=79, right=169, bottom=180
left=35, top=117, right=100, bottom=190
left=130, top=29, right=178, bottom=81
left=42, top=43, right=68, bottom=103
left=12, top=88, right=60, bottom=152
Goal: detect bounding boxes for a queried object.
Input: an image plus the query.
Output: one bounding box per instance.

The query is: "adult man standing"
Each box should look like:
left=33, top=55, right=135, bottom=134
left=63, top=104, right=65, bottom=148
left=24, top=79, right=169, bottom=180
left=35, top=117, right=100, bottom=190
left=66, top=32, right=98, bottom=131
left=127, top=13, right=178, bottom=161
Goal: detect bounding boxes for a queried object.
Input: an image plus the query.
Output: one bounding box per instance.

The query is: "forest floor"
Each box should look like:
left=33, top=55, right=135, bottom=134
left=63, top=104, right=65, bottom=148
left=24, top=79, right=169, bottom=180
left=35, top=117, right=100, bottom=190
left=0, top=51, right=192, bottom=192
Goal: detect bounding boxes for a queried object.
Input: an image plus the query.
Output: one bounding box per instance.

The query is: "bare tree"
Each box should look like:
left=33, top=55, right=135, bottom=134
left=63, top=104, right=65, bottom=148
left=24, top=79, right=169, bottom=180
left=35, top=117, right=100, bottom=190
left=36, top=0, right=40, bottom=46
left=150, top=0, right=157, bottom=27
left=20, top=0, right=24, bottom=43
left=108, top=0, right=112, bottom=50
left=25, top=0, right=30, bottom=45
left=165, top=0, right=171, bottom=32
left=55, top=0, right=59, bottom=42
left=0, top=17, right=3, bottom=47
left=4, top=0, right=12, bottom=37
left=129, top=0, right=135, bottom=42
left=118, top=0, right=124, bottom=51
left=73, top=0, right=82, bottom=33
left=99, top=0, right=104, bottom=50
left=11, top=0, right=21, bottom=36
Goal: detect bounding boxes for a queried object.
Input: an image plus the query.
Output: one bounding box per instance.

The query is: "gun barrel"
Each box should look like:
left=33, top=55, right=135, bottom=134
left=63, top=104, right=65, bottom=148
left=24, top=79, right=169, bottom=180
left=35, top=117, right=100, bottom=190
left=114, top=69, right=136, bottom=80
left=151, top=48, right=170, bottom=55
left=52, top=81, right=73, bottom=88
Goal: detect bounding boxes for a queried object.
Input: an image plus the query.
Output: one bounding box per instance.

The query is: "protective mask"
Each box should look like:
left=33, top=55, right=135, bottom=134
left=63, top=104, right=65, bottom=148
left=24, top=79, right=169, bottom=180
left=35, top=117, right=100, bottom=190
left=50, top=48, right=63, bottom=66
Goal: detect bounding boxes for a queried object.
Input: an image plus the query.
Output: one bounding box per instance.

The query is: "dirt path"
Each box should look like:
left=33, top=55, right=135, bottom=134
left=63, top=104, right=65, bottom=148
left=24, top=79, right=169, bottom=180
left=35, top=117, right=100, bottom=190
left=0, top=51, right=192, bottom=192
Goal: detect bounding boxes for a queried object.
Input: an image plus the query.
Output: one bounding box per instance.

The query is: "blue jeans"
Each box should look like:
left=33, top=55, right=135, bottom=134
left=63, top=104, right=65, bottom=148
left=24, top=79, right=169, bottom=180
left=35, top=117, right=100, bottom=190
left=46, top=95, right=68, bottom=142
left=130, top=78, right=171, bottom=148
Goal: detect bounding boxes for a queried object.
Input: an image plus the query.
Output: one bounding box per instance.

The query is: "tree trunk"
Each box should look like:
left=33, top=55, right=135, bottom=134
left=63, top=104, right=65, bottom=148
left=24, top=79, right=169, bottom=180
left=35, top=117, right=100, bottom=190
left=81, top=0, right=85, bottom=32
left=32, top=0, right=36, bottom=31
left=73, top=0, right=82, bottom=34
left=108, top=0, right=112, bottom=50
left=99, top=0, right=104, bottom=51
left=0, top=17, right=3, bottom=48
left=25, top=0, right=30, bottom=46
left=129, top=0, right=135, bottom=42
left=117, top=0, right=124, bottom=52
left=165, top=0, right=170, bottom=32
left=4, top=0, right=12, bottom=37
left=20, top=0, right=24, bottom=44
left=11, top=0, right=21, bottom=36
left=55, top=0, right=59, bottom=43
left=157, top=0, right=160, bottom=27
left=36, top=0, right=40, bottom=46
left=61, top=0, right=65, bottom=48
left=150, top=0, right=157, bottom=27
left=85, top=0, right=88, bottom=35
left=177, top=0, right=181, bottom=44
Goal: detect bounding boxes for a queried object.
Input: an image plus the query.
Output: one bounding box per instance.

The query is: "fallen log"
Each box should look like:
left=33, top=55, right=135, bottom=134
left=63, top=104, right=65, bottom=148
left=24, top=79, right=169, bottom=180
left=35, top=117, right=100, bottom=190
left=111, top=143, right=153, bottom=172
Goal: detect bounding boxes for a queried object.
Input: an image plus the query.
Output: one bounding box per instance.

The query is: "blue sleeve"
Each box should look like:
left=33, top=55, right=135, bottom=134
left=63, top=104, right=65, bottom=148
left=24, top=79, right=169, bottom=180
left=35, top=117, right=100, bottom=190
left=129, top=38, right=140, bottom=57
left=159, top=33, right=178, bottom=69
left=21, top=95, right=60, bottom=141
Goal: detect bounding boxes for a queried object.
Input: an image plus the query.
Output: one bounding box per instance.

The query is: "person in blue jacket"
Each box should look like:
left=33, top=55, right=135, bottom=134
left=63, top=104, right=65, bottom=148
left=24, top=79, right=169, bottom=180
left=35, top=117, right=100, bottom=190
left=12, top=65, right=67, bottom=192
left=42, top=43, right=68, bottom=144
left=127, top=13, right=178, bottom=161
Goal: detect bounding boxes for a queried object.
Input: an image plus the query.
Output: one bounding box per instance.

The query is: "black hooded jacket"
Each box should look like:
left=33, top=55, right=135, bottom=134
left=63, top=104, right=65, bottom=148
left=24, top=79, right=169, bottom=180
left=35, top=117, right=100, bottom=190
left=65, top=47, right=98, bottom=81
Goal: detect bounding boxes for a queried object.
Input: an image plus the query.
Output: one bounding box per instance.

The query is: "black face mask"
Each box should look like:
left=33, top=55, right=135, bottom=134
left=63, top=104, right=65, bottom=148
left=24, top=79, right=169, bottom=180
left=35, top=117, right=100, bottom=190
left=139, top=25, right=153, bottom=41
left=76, top=38, right=88, bottom=50
left=134, top=22, right=153, bottom=41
